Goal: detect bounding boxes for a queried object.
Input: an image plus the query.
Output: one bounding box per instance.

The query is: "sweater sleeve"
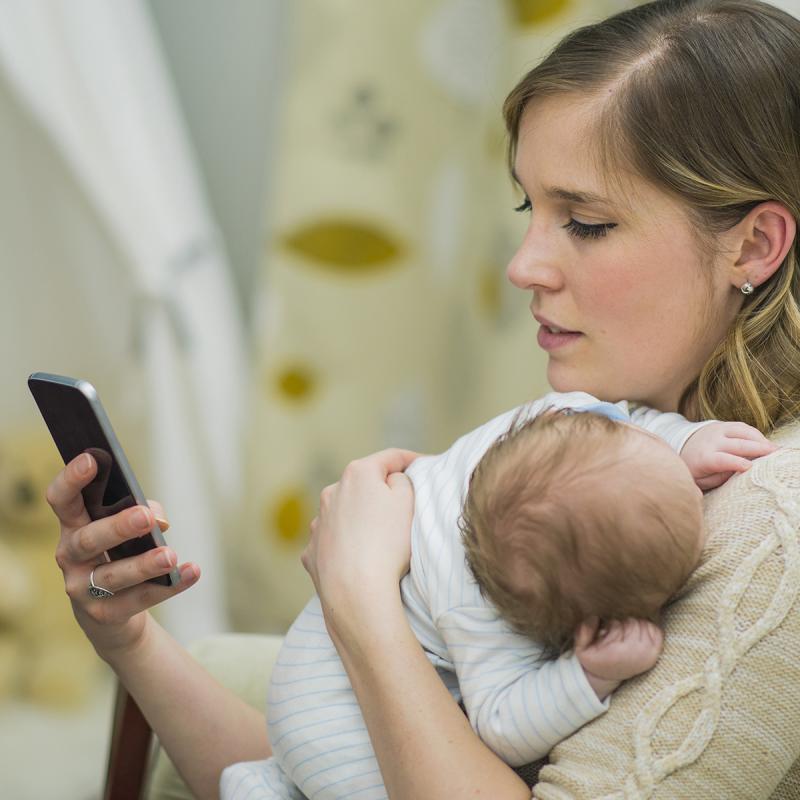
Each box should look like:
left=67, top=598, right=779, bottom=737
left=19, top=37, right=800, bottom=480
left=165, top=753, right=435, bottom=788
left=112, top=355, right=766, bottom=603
left=437, top=606, right=608, bottom=766
left=532, top=439, right=800, bottom=800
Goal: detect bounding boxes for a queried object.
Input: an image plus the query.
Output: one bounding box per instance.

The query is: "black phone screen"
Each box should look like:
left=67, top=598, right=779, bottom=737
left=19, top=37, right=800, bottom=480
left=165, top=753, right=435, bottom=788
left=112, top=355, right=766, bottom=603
left=29, top=377, right=170, bottom=585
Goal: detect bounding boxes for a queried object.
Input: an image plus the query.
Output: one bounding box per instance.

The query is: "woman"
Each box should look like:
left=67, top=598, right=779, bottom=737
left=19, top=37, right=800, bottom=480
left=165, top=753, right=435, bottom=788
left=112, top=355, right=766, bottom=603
left=47, top=1, right=800, bottom=798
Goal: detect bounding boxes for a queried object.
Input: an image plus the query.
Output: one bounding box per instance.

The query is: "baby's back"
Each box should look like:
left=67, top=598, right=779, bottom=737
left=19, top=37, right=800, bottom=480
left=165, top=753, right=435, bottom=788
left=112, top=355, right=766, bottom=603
left=400, top=403, right=527, bottom=661
left=266, top=406, right=522, bottom=797
left=267, top=391, right=599, bottom=797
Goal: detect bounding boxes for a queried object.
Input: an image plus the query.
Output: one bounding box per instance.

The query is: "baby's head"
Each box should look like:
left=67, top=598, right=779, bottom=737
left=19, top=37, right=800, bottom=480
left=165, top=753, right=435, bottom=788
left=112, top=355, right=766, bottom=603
left=461, top=409, right=704, bottom=657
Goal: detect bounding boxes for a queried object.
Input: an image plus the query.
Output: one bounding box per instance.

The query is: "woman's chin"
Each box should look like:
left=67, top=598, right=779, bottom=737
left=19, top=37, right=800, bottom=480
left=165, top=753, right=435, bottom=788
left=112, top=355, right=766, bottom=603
left=546, top=362, right=594, bottom=395
left=547, top=367, right=632, bottom=404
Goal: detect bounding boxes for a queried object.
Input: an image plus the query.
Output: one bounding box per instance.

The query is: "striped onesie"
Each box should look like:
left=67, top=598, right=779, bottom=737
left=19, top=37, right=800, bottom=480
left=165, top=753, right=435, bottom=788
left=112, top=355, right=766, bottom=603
left=221, top=391, right=711, bottom=800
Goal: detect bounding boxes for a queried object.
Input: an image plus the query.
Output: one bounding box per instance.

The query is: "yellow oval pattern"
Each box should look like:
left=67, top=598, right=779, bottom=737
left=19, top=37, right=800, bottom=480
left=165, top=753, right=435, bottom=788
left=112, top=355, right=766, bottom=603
left=269, top=489, right=311, bottom=544
left=479, top=265, right=503, bottom=319
left=274, top=365, right=317, bottom=402
left=281, top=218, right=403, bottom=272
left=508, top=0, right=572, bottom=27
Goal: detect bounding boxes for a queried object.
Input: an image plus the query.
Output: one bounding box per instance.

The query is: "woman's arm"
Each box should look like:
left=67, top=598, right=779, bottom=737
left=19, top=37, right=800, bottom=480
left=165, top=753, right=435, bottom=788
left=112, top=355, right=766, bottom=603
left=105, top=615, right=269, bottom=799
left=47, top=454, right=269, bottom=800
left=329, top=588, right=530, bottom=799
left=302, top=450, right=530, bottom=800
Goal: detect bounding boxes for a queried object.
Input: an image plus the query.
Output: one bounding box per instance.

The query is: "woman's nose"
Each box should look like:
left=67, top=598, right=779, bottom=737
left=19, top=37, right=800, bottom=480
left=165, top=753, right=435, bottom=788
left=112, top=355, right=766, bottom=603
left=505, top=238, right=564, bottom=291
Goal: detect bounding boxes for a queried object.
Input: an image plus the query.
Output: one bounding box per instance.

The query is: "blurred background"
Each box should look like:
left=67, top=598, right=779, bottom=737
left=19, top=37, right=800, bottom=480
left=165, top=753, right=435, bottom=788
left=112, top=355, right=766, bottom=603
left=1, top=1, right=797, bottom=797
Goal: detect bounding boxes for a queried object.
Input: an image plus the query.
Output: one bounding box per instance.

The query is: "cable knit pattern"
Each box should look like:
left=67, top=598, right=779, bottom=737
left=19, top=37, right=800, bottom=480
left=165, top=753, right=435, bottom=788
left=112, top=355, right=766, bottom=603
left=533, top=423, right=800, bottom=800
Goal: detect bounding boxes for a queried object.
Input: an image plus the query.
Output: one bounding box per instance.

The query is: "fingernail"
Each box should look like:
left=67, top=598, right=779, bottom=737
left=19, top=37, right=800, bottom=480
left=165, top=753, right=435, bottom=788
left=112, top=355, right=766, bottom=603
left=180, top=564, right=199, bottom=581
left=78, top=454, right=92, bottom=476
left=157, top=549, right=175, bottom=568
left=155, top=515, right=170, bottom=532
left=133, top=508, right=152, bottom=530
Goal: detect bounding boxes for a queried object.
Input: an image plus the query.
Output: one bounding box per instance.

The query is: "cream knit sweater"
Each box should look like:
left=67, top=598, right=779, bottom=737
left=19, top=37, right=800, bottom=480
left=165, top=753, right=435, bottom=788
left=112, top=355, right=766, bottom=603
left=529, top=422, right=800, bottom=799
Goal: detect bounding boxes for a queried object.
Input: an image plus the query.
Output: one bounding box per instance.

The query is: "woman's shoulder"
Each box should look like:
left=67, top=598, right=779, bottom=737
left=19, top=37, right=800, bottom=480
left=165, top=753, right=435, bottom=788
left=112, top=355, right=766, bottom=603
left=700, top=435, right=799, bottom=557
left=703, top=443, right=798, bottom=543
left=769, top=417, right=800, bottom=447
left=535, top=440, right=800, bottom=799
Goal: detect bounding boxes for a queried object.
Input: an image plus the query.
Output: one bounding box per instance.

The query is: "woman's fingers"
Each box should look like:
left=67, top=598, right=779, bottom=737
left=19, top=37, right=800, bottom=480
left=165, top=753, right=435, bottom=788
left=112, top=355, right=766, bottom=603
left=146, top=499, right=170, bottom=532
left=74, top=547, right=178, bottom=597
left=319, top=484, right=337, bottom=511
left=46, top=453, right=98, bottom=530
left=347, top=448, right=423, bottom=480
left=64, top=505, right=156, bottom=564
left=81, top=563, right=200, bottom=624
left=386, top=471, right=412, bottom=492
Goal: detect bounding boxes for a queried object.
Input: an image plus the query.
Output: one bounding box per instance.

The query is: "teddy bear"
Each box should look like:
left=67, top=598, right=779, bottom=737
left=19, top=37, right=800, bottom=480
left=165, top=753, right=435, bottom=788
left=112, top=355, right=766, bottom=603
left=0, top=427, right=100, bottom=707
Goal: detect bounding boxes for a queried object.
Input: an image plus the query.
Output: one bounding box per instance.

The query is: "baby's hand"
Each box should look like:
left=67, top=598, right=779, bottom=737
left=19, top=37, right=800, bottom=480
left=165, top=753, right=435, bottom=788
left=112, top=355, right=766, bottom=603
left=574, top=617, right=664, bottom=700
left=681, top=421, right=778, bottom=492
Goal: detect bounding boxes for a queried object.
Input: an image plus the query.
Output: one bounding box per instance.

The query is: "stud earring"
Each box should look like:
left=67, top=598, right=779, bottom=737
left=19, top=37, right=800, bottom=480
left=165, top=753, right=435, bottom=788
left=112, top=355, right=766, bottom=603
left=740, top=281, right=754, bottom=295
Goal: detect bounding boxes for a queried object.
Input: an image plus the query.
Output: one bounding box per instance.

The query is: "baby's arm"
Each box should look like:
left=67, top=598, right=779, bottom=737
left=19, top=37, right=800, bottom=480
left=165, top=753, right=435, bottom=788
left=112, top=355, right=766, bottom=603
left=627, top=406, right=777, bottom=491
left=626, top=404, right=715, bottom=452
left=438, top=606, right=610, bottom=767
left=573, top=617, right=664, bottom=699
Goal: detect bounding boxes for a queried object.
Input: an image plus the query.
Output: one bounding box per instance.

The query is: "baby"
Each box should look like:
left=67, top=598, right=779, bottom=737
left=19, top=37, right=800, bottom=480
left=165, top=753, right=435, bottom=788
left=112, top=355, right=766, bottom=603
left=460, top=403, right=706, bottom=696
left=221, top=391, right=775, bottom=800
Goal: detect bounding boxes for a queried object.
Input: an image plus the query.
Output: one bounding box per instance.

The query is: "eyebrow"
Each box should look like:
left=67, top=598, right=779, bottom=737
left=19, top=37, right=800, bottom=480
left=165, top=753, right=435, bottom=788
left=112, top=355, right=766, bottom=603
left=511, top=167, right=614, bottom=206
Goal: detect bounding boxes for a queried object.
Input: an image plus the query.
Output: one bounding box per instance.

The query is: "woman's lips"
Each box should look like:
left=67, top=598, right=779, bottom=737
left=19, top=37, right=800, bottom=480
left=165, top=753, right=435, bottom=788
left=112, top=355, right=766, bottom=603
left=537, top=325, right=583, bottom=351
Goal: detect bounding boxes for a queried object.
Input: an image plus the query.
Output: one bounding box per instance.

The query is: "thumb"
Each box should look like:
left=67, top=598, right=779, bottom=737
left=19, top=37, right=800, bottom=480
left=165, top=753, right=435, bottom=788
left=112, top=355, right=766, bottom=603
left=387, top=471, right=413, bottom=492
left=574, top=616, right=600, bottom=651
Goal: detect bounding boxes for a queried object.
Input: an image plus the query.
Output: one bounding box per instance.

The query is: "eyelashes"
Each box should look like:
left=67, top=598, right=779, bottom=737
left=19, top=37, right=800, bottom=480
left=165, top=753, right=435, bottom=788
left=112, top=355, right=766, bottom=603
left=564, top=219, right=616, bottom=240
left=513, top=198, right=531, bottom=213
left=513, top=197, right=617, bottom=240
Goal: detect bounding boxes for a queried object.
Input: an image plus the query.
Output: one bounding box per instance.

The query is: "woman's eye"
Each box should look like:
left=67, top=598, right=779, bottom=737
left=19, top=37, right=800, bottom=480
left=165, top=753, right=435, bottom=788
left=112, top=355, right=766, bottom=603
left=513, top=196, right=616, bottom=240
left=562, top=219, right=617, bottom=239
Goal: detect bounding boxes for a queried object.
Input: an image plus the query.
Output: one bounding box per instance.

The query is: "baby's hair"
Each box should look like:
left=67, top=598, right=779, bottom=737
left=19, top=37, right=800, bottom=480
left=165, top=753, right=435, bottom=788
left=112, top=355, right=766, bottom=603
left=460, top=409, right=702, bottom=658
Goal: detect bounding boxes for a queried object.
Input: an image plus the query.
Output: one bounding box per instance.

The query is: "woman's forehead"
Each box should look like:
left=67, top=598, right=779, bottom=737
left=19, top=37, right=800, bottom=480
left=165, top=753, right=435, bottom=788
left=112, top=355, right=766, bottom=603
left=514, top=96, right=646, bottom=214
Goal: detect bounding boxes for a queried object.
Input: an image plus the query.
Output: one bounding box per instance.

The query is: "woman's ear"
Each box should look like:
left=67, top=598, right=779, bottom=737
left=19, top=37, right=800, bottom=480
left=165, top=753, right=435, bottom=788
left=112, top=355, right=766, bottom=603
left=726, top=200, right=796, bottom=290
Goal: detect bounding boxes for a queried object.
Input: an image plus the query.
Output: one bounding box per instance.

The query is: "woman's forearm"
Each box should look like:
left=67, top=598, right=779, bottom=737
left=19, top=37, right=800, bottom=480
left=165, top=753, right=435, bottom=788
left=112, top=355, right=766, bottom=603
left=327, top=591, right=530, bottom=800
left=105, top=615, right=269, bottom=800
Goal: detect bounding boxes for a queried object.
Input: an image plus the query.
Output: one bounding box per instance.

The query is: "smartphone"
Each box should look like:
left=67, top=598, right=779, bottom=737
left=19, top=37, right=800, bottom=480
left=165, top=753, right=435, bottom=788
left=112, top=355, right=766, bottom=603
left=28, top=372, right=180, bottom=587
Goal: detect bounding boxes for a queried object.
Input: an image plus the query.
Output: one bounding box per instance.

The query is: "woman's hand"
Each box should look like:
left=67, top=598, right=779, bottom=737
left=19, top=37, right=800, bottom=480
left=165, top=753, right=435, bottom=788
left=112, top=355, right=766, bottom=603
left=301, top=448, right=420, bottom=633
left=47, top=452, right=199, bottom=661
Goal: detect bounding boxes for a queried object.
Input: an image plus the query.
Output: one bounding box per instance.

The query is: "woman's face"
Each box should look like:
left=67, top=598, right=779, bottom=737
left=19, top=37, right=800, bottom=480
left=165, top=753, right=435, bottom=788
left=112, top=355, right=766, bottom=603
left=507, top=94, right=742, bottom=410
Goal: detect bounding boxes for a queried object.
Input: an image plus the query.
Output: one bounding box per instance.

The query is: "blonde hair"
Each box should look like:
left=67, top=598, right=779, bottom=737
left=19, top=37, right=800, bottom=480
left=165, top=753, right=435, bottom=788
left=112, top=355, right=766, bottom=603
left=460, top=411, right=702, bottom=657
left=503, top=0, right=800, bottom=433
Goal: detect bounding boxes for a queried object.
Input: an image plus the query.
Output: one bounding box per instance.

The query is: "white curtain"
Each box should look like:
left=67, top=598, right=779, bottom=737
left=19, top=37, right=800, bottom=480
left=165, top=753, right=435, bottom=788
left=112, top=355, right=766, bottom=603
left=0, top=0, right=248, bottom=642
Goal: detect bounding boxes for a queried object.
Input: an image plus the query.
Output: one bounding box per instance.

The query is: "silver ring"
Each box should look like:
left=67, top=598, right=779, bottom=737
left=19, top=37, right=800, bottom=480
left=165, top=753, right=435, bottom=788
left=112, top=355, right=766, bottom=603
left=88, top=568, right=114, bottom=599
